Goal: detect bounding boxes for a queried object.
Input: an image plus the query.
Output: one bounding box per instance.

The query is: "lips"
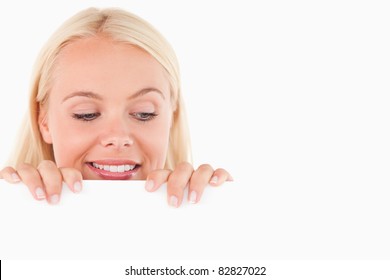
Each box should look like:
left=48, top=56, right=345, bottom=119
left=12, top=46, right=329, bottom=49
left=86, top=160, right=140, bottom=180
left=92, top=162, right=136, bottom=172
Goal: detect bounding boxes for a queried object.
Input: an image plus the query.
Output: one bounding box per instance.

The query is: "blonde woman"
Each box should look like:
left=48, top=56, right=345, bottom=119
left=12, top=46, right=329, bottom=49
left=0, top=7, right=232, bottom=207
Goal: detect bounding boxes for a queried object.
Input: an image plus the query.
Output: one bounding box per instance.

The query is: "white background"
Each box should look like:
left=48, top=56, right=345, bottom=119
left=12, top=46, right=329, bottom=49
left=0, top=0, right=390, bottom=278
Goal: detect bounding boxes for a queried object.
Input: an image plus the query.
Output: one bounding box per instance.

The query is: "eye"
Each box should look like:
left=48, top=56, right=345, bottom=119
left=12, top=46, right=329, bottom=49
left=131, top=112, right=158, bottom=122
left=72, top=113, right=101, bottom=122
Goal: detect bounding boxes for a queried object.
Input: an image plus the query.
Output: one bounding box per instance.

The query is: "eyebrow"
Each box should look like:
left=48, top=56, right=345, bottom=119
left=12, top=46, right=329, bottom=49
left=62, top=87, right=165, bottom=103
left=128, top=88, right=165, bottom=101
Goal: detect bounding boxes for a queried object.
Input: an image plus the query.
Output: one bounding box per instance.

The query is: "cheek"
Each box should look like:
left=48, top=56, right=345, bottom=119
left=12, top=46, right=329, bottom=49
left=137, top=117, right=171, bottom=170
left=48, top=114, right=94, bottom=168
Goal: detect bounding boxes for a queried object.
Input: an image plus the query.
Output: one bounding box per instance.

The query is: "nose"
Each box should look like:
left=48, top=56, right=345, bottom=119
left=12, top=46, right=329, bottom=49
left=101, top=136, right=134, bottom=148
left=99, top=118, right=134, bottom=149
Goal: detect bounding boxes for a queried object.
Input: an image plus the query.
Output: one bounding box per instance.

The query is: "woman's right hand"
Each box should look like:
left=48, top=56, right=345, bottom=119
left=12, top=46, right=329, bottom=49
left=0, top=160, right=82, bottom=204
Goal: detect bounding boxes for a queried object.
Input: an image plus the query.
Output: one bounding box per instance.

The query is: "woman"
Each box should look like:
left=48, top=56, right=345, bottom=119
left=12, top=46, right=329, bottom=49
left=0, top=7, right=232, bottom=207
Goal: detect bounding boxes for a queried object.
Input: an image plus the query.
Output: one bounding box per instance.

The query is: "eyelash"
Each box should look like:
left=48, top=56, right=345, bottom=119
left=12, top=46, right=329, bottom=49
left=131, top=112, right=158, bottom=122
left=72, top=113, right=100, bottom=122
left=72, top=112, right=158, bottom=122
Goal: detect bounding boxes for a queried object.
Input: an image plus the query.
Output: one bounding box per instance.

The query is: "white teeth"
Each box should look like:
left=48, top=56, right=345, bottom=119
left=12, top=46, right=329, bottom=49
left=92, top=162, right=136, bottom=173
left=125, top=165, right=135, bottom=171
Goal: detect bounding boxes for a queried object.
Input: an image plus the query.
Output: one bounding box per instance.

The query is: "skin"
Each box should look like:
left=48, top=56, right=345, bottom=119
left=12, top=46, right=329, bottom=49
left=0, top=36, right=232, bottom=207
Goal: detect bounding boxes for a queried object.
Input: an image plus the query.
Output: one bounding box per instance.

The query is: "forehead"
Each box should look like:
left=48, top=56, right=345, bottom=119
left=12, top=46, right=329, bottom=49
left=51, top=36, right=169, bottom=96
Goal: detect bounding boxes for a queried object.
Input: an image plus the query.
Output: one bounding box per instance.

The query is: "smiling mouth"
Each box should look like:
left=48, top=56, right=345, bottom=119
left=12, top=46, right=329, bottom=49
left=90, top=162, right=137, bottom=172
left=87, top=162, right=141, bottom=180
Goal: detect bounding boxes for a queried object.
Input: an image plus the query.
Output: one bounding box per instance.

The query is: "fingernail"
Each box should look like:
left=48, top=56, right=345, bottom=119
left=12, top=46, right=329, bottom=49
left=73, top=181, right=82, bottom=193
left=145, top=180, right=154, bottom=191
left=50, top=194, right=59, bottom=204
left=169, top=195, right=178, bottom=208
left=210, top=176, right=219, bottom=185
left=189, top=191, right=197, bottom=204
left=11, top=173, right=20, bottom=182
left=35, top=187, right=46, bottom=199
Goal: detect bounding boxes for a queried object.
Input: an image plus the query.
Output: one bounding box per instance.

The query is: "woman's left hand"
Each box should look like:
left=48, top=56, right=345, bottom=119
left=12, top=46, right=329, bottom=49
left=145, top=162, right=233, bottom=207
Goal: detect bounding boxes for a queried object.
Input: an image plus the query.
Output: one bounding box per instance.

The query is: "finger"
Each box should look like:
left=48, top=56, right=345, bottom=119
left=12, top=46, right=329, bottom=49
left=16, top=163, right=47, bottom=201
left=167, top=162, right=194, bottom=208
left=60, top=167, right=83, bottom=193
left=188, top=164, right=214, bottom=204
left=37, top=160, right=63, bottom=204
left=209, top=168, right=233, bottom=187
left=145, top=169, right=172, bottom=192
left=0, top=166, right=21, bottom=183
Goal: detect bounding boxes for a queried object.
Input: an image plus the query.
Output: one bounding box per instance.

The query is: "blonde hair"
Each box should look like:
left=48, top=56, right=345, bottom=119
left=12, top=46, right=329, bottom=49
left=9, top=7, right=191, bottom=170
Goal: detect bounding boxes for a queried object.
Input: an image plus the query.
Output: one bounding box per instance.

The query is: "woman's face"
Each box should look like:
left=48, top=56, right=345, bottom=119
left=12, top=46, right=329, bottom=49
left=39, top=36, right=173, bottom=180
